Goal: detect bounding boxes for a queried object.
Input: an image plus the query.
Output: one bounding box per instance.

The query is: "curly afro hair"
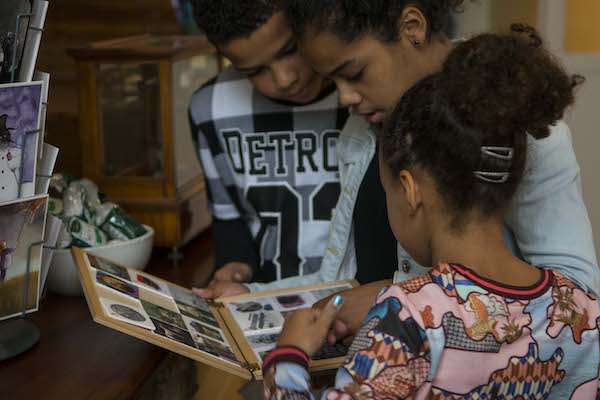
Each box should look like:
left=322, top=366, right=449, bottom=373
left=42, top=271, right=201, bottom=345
left=190, top=0, right=281, bottom=45
left=283, top=0, right=464, bottom=42
left=380, top=24, right=583, bottom=228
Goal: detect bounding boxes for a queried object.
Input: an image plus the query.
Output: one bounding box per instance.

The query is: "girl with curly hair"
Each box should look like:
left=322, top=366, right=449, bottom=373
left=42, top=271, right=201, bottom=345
left=264, top=27, right=600, bottom=400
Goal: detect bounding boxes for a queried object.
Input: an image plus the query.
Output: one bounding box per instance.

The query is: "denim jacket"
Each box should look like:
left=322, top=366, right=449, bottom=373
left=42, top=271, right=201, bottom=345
left=247, top=115, right=600, bottom=296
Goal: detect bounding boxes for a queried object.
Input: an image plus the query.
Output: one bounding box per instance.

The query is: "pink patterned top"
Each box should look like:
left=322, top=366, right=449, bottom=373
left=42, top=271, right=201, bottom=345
left=264, top=263, right=600, bottom=399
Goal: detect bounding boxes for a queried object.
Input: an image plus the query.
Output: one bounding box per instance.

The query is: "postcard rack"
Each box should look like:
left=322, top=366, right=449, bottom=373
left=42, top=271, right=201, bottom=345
left=9, top=12, right=34, bottom=83
left=0, top=8, right=47, bottom=362
left=6, top=8, right=47, bottom=188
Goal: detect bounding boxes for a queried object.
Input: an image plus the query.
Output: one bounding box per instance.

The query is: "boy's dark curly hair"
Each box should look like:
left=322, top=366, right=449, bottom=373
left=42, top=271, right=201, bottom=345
left=380, top=24, right=584, bottom=228
left=190, top=0, right=281, bottom=45
left=283, top=0, right=464, bottom=42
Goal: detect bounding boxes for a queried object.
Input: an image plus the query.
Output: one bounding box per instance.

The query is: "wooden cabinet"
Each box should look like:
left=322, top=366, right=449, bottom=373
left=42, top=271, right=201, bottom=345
left=70, top=35, right=222, bottom=251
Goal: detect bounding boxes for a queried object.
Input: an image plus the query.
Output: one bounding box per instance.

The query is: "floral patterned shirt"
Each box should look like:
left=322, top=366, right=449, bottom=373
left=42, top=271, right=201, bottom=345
left=263, top=263, right=600, bottom=399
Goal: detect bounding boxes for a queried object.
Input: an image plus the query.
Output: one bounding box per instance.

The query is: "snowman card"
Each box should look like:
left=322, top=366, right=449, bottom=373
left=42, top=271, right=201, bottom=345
left=0, top=81, right=43, bottom=202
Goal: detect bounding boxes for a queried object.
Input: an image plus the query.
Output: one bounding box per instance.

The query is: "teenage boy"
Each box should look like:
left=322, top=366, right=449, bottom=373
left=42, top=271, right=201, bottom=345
left=188, top=0, right=348, bottom=298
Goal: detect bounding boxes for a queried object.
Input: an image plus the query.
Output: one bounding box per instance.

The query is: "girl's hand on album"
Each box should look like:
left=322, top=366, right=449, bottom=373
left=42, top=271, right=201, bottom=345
left=312, top=280, right=391, bottom=344
left=192, top=281, right=249, bottom=299
left=277, top=295, right=343, bottom=357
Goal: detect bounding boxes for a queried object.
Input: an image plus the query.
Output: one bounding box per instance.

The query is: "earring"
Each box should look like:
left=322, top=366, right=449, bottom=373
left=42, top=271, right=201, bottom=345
left=413, top=39, right=420, bottom=46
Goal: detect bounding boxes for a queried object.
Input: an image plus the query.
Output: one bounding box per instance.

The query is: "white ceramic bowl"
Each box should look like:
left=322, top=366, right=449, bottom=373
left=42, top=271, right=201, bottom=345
left=47, top=225, right=155, bottom=296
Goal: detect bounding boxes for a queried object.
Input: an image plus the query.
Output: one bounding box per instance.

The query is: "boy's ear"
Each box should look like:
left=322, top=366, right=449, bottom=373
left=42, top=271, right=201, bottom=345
left=399, top=170, right=422, bottom=215
left=399, top=5, right=428, bottom=45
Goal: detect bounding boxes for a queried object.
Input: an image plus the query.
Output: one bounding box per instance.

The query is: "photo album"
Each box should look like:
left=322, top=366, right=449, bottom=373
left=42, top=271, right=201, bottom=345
left=72, top=247, right=358, bottom=380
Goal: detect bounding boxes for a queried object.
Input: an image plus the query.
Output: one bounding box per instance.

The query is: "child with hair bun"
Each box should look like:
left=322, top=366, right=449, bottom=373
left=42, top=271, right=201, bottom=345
left=264, top=26, right=600, bottom=400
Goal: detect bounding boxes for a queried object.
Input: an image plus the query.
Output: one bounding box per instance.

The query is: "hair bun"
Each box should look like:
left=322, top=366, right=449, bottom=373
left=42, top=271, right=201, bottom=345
left=510, top=23, right=543, bottom=47
left=438, top=24, right=583, bottom=140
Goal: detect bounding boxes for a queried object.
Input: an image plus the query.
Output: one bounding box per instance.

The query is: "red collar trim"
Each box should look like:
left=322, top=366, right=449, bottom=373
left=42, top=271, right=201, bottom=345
left=450, top=263, right=552, bottom=300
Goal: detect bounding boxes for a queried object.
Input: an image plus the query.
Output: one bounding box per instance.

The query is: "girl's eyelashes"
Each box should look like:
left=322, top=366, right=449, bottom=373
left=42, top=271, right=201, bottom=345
left=282, top=43, right=298, bottom=57
left=246, top=67, right=264, bottom=77
left=345, top=67, right=365, bottom=82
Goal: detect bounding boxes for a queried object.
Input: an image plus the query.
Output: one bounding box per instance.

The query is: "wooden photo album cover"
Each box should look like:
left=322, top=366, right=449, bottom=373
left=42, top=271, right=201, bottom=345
left=71, top=247, right=358, bottom=380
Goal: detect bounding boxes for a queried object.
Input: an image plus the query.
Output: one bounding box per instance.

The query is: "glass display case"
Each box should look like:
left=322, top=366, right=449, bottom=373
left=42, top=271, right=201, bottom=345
left=70, top=35, right=223, bottom=253
left=97, top=62, right=163, bottom=178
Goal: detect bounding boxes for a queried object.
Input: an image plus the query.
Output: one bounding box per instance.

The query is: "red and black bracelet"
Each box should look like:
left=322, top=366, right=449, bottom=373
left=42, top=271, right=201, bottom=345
left=262, top=346, right=310, bottom=372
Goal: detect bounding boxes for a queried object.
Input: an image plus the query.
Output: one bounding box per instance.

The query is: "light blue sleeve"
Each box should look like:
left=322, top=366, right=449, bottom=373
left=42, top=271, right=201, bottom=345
left=263, top=362, right=317, bottom=400
left=263, top=362, right=354, bottom=400
left=505, top=121, right=600, bottom=296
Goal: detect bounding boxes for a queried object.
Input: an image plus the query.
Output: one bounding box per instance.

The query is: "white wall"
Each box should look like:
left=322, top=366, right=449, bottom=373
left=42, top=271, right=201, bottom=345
left=539, top=0, right=600, bottom=258
left=454, top=1, right=600, bottom=258
left=565, top=59, right=600, bottom=257
left=454, top=1, right=492, bottom=38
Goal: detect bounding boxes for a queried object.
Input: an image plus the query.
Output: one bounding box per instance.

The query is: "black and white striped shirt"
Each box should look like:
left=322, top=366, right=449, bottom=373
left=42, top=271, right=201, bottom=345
left=189, top=68, right=348, bottom=283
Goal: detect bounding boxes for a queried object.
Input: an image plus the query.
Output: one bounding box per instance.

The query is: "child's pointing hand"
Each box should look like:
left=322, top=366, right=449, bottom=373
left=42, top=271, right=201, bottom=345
left=276, top=295, right=343, bottom=357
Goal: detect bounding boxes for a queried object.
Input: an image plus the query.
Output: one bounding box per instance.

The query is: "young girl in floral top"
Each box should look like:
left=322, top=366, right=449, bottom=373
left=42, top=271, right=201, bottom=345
left=262, top=26, right=600, bottom=400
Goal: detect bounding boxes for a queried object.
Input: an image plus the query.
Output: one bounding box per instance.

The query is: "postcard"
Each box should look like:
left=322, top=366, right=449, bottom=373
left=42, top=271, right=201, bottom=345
left=183, top=315, right=226, bottom=343
left=151, top=318, right=196, bottom=348
left=131, top=271, right=171, bottom=297
left=40, top=213, right=60, bottom=293
left=95, top=270, right=139, bottom=299
left=194, top=336, right=238, bottom=365
left=228, top=300, right=284, bottom=333
left=176, top=300, right=201, bottom=318
left=33, top=71, right=49, bottom=157
left=138, top=287, right=178, bottom=313
left=18, top=0, right=48, bottom=82
left=246, top=332, right=279, bottom=348
left=142, top=299, right=186, bottom=329
left=190, top=306, right=220, bottom=328
left=0, top=81, right=43, bottom=202
left=35, top=142, right=58, bottom=195
left=275, top=293, right=309, bottom=310
left=0, top=194, right=47, bottom=321
left=192, top=295, right=212, bottom=313
left=100, top=297, right=155, bottom=330
left=166, top=282, right=198, bottom=306
left=0, top=0, right=31, bottom=83
left=89, top=254, right=132, bottom=281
